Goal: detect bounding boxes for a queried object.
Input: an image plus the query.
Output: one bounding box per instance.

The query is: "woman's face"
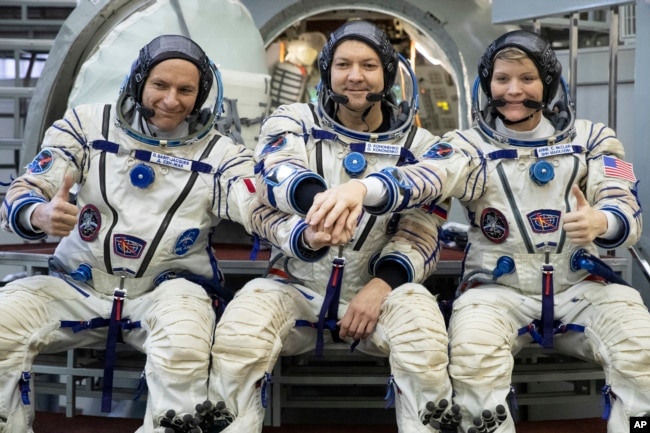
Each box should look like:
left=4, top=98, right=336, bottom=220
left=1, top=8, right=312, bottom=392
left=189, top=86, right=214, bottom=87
left=490, top=56, right=544, bottom=131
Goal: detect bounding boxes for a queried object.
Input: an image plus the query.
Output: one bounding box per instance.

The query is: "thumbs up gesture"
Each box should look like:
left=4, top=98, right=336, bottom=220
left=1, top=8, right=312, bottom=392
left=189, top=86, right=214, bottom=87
left=30, top=175, right=79, bottom=237
left=562, top=185, right=608, bottom=245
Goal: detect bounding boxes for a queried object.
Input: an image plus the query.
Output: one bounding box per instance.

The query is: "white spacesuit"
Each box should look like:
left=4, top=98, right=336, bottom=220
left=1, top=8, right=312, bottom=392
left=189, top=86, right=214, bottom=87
left=329, top=30, right=650, bottom=433
left=210, top=21, right=454, bottom=433
left=0, top=35, right=256, bottom=433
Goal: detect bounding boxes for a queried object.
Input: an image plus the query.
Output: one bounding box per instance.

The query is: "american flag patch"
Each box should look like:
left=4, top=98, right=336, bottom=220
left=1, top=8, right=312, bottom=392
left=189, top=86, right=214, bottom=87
left=602, top=156, right=636, bottom=182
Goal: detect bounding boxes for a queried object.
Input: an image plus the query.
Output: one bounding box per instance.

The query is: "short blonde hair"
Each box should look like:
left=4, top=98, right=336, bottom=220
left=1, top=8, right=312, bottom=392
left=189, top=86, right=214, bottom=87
left=494, top=47, right=529, bottom=62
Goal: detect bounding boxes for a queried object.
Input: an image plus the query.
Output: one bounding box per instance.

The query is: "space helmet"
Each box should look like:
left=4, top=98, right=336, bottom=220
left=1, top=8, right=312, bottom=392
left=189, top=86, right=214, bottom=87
left=116, top=34, right=224, bottom=146
left=473, top=30, right=576, bottom=146
left=316, top=20, right=418, bottom=142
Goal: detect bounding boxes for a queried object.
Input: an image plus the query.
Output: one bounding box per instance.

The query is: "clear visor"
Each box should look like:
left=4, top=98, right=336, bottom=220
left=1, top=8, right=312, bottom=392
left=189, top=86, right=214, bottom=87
left=115, top=62, right=224, bottom=147
left=391, top=55, right=419, bottom=110
left=318, top=54, right=419, bottom=142
left=472, top=76, right=576, bottom=147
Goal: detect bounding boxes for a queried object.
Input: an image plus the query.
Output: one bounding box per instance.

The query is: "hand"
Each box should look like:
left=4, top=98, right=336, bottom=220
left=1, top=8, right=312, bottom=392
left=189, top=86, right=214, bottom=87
left=338, top=278, right=391, bottom=340
left=31, top=175, right=79, bottom=237
left=562, top=185, right=607, bottom=245
left=305, top=180, right=366, bottom=234
left=303, top=219, right=354, bottom=250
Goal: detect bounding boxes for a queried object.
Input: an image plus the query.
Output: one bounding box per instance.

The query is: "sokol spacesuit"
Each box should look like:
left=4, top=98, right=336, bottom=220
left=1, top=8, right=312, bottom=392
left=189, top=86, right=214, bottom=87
left=308, top=30, right=650, bottom=433
left=0, top=35, right=255, bottom=433
left=210, top=21, right=455, bottom=433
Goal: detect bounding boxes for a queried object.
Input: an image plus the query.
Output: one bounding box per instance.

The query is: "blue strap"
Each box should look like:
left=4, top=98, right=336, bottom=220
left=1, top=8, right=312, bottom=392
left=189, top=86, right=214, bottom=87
left=310, top=128, right=338, bottom=141
left=102, top=288, right=126, bottom=413
left=384, top=375, right=397, bottom=408
left=60, top=317, right=141, bottom=333
left=508, top=385, right=518, bottom=413
left=315, top=255, right=345, bottom=356
left=541, top=264, right=555, bottom=348
left=19, top=371, right=31, bottom=405
left=486, top=145, right=584, bottom=161
left=260, top=372, right=272, bottom=409
left=601, top=384, right=613, bottom=420
left=92, top=140, right=213, bottom=173
left=517, top=319, right=585, bottom=345
left=485, top=149, right=519, bottom=160
left=133, top=370, right=147, bottom=402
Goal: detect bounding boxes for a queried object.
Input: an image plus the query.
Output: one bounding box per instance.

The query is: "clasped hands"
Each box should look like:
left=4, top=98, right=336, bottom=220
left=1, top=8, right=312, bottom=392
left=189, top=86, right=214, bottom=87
left=304, top=180, right=368, bottom=247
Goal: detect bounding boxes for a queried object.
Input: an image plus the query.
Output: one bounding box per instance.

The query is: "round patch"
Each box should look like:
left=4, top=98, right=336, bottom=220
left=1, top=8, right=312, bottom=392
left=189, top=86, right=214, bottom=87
left=480, top=207, right=509, bottom=243
left=423, top=142, right=454, bottom=159
left=27, top=149, right=54, bottom=174
left=78, top=204, right=101, bottom=241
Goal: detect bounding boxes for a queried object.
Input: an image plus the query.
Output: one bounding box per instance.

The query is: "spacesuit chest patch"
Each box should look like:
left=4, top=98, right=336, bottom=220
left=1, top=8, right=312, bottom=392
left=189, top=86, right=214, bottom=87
left=526, top=209, right=561, bottom=233
left=174, top=228, right=200, bottom=256
left=27, top=149, right=54, bottom=174
left=113, top=234, right=146, bottom=259
left=480, top=207, right=509, bottom=243
left=260, top=136, right=287, bottom=155
left=78, top=204, right=101, bottom=241
left=423, top=142, right=454, bottom=159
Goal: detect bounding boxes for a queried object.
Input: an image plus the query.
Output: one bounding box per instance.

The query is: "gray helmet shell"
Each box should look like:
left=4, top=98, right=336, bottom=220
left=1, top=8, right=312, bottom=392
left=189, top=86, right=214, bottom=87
left=478, top=30, right=562, bottom=107
left=318, top=20, right=398, bottom=98
left=122, top=34, right=213, bottom=114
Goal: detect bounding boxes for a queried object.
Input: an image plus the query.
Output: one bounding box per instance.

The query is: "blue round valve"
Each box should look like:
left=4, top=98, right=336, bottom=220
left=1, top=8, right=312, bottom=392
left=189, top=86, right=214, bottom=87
left=130, top=164, right=155, bottom=189
left=529, top=160, right=555, bottom=185
left=570, top=248, right=594, bottom=272
left=70, top=263, right=93, bottom=282
left=493, top=256, right=515, bottom=278
left=343, top=152, right=367, bottom=178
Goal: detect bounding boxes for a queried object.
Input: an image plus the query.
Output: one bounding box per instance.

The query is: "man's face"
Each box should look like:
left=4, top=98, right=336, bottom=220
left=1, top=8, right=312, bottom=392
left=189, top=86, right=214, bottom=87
left=490, top=57, right=544, bottom=130
left=141, top=58, right=200, bottom=131
left=330, top=39, right=384, bottom=111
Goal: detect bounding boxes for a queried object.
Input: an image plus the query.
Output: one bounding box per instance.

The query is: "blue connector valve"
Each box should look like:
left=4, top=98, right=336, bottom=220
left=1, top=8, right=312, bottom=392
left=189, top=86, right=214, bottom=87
left=130, top=163, right=155, bottom=189
left=570, top=248, right=594, bottom=272
left=343, top=152, right=367, bottom=178
left=493, top=256, right=515, bottom=278
left=577, top=257, right=595, bottom=271
left=529, top=160, right=555, bottom=185
left=70, top=263, right=93, bottom=282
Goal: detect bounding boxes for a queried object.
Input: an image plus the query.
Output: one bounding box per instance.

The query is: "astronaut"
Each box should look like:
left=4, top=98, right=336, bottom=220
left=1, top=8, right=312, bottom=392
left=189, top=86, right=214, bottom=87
left=0, top=35, right=256, bottom=433
left=210, top=20, right=455, bottom=433
left=306, top=30, right=650, bottom=433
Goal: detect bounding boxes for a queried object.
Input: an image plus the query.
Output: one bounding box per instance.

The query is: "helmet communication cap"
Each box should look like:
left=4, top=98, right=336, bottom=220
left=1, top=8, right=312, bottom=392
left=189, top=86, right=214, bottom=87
left=318, top=20, right=398, bottom=98
left=478, top=30, right=562, bottom=107
left=123, top=34, right=213, bottom=113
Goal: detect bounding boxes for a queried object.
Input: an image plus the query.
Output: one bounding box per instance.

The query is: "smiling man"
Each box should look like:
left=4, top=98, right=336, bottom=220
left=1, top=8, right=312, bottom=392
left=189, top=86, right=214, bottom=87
left=208, top=20, right=456, bottom=433
left=0, top=34, right=257, bottom=433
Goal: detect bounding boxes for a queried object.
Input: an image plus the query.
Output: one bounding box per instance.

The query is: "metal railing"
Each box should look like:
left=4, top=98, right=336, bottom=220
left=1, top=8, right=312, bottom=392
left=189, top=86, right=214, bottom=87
left=0, top=0, right=74, bottom=174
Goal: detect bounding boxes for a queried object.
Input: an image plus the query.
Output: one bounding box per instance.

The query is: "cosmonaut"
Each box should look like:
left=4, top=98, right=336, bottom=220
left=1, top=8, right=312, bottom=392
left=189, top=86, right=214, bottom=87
left=0, top=35, right=255, bottom=433
left=306, top=30, right=650, bottom=433
left=209, top=20, right=456, bottom=433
